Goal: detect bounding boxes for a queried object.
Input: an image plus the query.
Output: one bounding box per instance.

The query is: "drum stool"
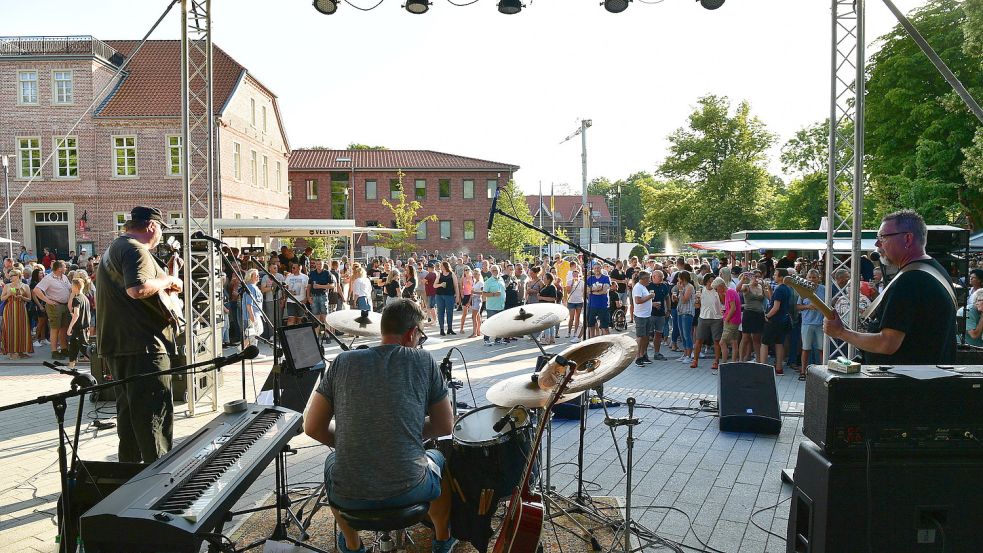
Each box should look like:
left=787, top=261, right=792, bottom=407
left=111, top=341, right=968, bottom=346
left=333, top=502, right=430, bottom=553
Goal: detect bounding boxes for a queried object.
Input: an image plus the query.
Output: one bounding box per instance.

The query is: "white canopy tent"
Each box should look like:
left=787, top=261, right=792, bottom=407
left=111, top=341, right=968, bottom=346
left=688, top=237, right=878, bottom=252
left=972, top=231, right=983, bottom=252
left=213, top=218, right=400, bottom=257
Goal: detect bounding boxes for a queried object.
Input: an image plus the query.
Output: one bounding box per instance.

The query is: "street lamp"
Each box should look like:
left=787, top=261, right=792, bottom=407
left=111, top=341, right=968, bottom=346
left=337, top=155, right=355, bottom=255
left=1, top=155, right=11, bottom=259
left=616, top=183, right=622, bottom=261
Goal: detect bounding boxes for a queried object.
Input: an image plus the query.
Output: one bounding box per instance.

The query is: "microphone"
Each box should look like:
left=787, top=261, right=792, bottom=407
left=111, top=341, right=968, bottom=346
left=440, top=350, right=453, bottom=382
left=553, top=355, right=578, bottom=370
left=487, top=184, right=500, bottom=232
left=492, top=411, right=514, bottom=433
left=215, top=344, right=260, bottom=367
left=190, top=230, right=226, bottom=246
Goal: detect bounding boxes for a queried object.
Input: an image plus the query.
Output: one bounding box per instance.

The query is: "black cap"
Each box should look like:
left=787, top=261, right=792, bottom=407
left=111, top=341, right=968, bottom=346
left=130, top=206, right=172, bottom=229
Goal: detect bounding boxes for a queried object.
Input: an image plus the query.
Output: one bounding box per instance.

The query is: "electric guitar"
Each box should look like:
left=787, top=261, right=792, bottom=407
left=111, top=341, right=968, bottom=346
left=155, top=241, right=186, bottom=336
left=781, top=275, right=837, bottom=320
left=491, top=365, right=576, bottom=553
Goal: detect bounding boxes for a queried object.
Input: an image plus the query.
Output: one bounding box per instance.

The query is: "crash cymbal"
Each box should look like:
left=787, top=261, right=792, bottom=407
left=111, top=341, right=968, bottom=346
left=481, top=303, right=569, bottom=338
left=324, top=309, right=382, bottom=337
left=541, top=335, right=637, bottom=394
left=486, top=373, right=580, bottom=408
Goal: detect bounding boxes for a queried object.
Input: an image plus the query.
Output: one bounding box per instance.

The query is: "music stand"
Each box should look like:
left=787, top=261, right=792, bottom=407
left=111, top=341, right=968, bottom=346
left=257, top=322, right=326, bottom=413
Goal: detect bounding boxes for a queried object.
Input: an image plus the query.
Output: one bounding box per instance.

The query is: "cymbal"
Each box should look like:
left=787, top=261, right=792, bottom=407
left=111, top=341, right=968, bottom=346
left=542, top=335, right=637, bottom=394
left=486, top=373, right=580, bottom=408
left=481, top=303, right=569, bottom=338
left=324, top=309, right=381, bottom=337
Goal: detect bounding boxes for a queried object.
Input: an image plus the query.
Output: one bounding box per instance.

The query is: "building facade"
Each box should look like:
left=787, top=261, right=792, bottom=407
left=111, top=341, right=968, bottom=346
left=288, top=149, right=519, bottom=256
left=0, top=36, right=290, bottom=258
left=526, top=194, right=616, bottom=246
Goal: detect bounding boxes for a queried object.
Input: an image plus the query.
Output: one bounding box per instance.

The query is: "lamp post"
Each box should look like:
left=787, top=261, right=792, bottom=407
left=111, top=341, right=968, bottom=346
left=336, top=155, right=355, bottom=256
left=616, top=183, right=622, bottom=261
left=1, top=155, right=11, bottom=259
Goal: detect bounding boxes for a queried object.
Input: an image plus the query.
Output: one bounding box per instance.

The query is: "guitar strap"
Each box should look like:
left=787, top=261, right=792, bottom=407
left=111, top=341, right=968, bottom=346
left=861, top=260, right=957, bottom=320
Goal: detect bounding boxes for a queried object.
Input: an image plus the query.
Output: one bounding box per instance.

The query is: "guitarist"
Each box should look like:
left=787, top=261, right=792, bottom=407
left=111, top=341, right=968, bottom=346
left=96, top=206, right=182, bottom=463
left=823, top=209, right=957, bottom=364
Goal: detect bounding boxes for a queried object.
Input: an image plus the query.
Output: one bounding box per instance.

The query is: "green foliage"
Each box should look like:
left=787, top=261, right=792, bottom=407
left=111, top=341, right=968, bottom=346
left=348, top=143, right=388, bottom=150
left=490, top=180, right=543, bottom=257
left=623, top=228, right=637, bottom=243
left=865, top=0, right=983, bottom=228
left=629, top=244, right=647, bottom=260
left=589, top=175, right=646, bottom=234
left=377, top=170, right=437, bottom=256
left=304, top=237, right=333, bottom=260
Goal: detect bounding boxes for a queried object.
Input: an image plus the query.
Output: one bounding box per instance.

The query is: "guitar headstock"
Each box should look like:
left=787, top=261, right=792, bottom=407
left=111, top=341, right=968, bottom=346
left=782, top=274, right=817, bottom=297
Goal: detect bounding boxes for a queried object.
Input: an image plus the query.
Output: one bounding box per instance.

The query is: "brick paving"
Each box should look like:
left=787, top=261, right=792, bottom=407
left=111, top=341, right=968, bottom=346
left=0, top=323, right=805, bottom=553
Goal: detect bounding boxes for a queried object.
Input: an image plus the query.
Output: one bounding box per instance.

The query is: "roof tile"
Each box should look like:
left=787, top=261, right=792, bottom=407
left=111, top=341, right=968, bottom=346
left=289, top=149, right=519, bottom=172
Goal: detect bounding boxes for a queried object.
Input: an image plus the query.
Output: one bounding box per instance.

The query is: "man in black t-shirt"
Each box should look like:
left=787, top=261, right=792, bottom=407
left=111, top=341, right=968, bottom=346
left=824, top=210, right=956, bottom=364
left=646, top=270, right=671, bottom=360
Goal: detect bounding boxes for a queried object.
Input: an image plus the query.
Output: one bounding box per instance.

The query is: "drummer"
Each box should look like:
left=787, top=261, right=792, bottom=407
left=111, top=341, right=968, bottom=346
left=304, top=299, right=457, bottom=553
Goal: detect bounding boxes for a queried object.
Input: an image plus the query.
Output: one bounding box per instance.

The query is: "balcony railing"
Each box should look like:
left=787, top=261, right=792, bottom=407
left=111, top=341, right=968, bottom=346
left=0, top=36, right=123, bottom=66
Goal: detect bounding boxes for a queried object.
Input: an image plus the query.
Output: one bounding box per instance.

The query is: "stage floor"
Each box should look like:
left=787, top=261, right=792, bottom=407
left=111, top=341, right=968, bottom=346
left=0, top=324, right=805, bottom=553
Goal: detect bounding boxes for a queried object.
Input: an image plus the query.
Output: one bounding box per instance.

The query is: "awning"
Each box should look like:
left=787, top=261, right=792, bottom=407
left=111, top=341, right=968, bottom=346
left=689, top=238, right=877, bottom=252
left=214, top=218, right=400, bottom=240
left=972, top=231, right=983, bottom=252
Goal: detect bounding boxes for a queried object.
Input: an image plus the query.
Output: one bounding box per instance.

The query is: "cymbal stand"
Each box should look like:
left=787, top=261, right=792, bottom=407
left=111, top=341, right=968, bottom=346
left=605, top=397, right=660, bottom=553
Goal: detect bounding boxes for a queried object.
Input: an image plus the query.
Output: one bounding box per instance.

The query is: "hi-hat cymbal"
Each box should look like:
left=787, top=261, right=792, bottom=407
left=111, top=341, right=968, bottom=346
left=324, top=309, right=381, bottom=337
left=541, top=335, right=637, bottom=394
left=481, top=303, right=569, bottom=338
left=486, top=373, right=580, bottom=408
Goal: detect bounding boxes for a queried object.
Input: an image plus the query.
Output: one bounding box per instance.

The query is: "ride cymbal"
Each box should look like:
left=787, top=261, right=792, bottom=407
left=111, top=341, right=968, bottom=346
left=324, top=309, right=381, bottom=337
left=540, top=334, right=637, bottom=394
left=486, top=373, right=580, bottom=408
left=481, top=304, right=569, bottom=338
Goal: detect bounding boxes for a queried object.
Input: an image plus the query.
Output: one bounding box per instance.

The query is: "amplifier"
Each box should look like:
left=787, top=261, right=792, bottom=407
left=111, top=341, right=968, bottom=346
left=803, top=364, right=983, bottom=457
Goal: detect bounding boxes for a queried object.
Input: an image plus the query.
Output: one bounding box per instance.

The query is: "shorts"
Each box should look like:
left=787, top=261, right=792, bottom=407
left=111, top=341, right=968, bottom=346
left=650, top=316, right=666, bottom=335
left=324, top=449, right=445, bottom=510
left=427, top=295, right=436, bottom=308
left=762, top=317, right=790, bottom=345
left=742, top=310, right=765, bottom=334
left=634, top=316, right=655, bottom=337
left=721, top=322, right=741, bottom=342
left=587, top=307, right=611, bottom=329
left=462, top=294, right=472, bottom=307
left=801, top=324, right=824, bottom=350
left=695, top=318, right=723, bottom=342
left=285, top=302, right=305, bottom=318
left=618, top=292, right=628, bottom=306
left=568, top=302, right=583, bottom=310
left=310, top=294, right=328, bottom=315
left=45, top=302, right=70, bottom=329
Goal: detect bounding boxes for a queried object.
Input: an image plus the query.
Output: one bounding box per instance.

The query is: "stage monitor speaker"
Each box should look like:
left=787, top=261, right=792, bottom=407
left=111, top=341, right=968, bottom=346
left=786, top=440, right=983, bottom=553
left=717, top=362, right=781, bottom=434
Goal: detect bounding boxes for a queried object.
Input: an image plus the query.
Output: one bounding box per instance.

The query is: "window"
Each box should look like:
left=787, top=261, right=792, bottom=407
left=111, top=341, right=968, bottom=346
left=113, top=212, right=127, bottom=233
left=52, top=70, right=73, bottom=104
left=416, top=221, right=427, bottom=240
left=250, top=98, right=256, bottom=126
left=17, top=71, right=37, bottom=104
left=167, top=135, right=182, bottom=176
left=487, top=179, right=498, bottom=199
left=262, top=155, right=269, bottom=188
left=306, top=179, right=318, bottom=200
left=390, top=179, right=402, bottom=200
left=415, top=179, right=426, bottom=200
left=439, top=220, right=451, bottom=240
left=439, top=179, right=451, bottom=199
left=261, top=105, right=267, bottom=132
left=464, top=220, right=475, bottom=240
left=113, top=136, right=137, bottom=177
left=249, top=150, right=258, bottom=186
left=274, top=161, right=282, bottom=191
left=232, top=142, right=242, bottom=180
left=288, top=180, right=292, bottom=200
left=365, top=179, right=377, bottom=200
left=54, top=137, right=78, bottom=178
left=234, top=213, right=242, bottom=219
left=331, top=172, right=348, bottom=219
left=167, top=211, right=182, bottom=226
left=16, top=137, right=41, bottom=179
left=463, top=179, right=474, bottom=199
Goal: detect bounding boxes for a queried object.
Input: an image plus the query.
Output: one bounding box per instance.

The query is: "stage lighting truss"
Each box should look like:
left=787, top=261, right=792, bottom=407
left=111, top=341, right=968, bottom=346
left=311, top=0, right=722, bottom=15
left=313, top=0, right=339, bottom=14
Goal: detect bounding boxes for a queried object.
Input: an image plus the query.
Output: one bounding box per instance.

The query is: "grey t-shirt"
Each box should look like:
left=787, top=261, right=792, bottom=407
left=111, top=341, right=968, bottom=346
left=317, top=344, right=447, bottom=501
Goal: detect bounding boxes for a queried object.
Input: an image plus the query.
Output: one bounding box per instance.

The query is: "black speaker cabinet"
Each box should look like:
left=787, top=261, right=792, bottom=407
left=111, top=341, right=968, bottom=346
left=787, top=440, right=983, bottom=553
left=925, top=225, right=969, bottom=255
left=717, top=362, right=781, bottom=434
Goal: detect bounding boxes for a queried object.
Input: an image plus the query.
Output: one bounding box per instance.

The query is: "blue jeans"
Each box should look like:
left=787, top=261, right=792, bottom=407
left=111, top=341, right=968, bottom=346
left=435, top=294, right=455, bottom=332
left=356, top=296, right=371, bottom=311
left=324, top=450, right=445, bottom=510
left=678, top=314, right=694, bottom=349
left=670, top=308, right=680, bottom=345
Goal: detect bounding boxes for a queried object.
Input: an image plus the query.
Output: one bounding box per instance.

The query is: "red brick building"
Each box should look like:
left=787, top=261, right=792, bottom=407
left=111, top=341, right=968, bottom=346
left=526, top=194, right=617, bottom=245
left=288, top=149, right=519, bottom=256
left=0, top=36, right=290, bottom=257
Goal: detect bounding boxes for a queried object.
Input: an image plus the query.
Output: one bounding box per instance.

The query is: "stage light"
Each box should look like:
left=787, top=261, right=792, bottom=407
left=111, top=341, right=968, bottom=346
left=313, top=0, right=338, bottom=14
left=699, top=0, right=725, bottom=9
left=498, top=0, right=523, bottom=14
left=602, top=0, right=630, bottom=13
left=404, top=0, right=431, bottom=14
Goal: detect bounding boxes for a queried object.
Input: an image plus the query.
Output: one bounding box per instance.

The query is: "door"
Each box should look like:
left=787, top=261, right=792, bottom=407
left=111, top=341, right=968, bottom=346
left=36, top=225, right=70, bottom=260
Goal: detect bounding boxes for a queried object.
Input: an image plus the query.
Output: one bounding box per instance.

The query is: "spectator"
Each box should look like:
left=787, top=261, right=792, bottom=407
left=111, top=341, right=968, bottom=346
left=586, top=263, right=611, bottom=338
left=350, top=263, right=372, bottom=312
left=34, top=260, right=72, bottom=358
left=797, top=269, right=826, bottom=380
left=482, top=265, right=506, bottom=345
left=674, top=270, right=696, bottom=363
left=720, top=275, right=742, bottom=363
left=761, top=269, right=794, bottom=375
left=1, top=269, right=33, bottom=359
left=566, top=268, right=585, bottom=342
left=739, top=270, right=766, bottom=362
left=691, top=274, right=724, bottom=371
left=967, top=289, right=983, bottom=346
left=459, top=267, right=474, bottom=334
left=434, top=261, right=458, bottom=336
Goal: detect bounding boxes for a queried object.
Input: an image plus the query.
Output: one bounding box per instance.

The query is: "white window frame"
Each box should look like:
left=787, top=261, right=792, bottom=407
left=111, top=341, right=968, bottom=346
left=415, top=179, right=426, bottom=199
left=439, top=220, right=451, bottom=240
left=167, top=211, right=182, bottom=226
left=51, top=69, right=74, bottom=105
left=166, top=135, right=182, bottom=176
left=274, top=160, right=282, bottom=192
left=487, top=179, right=497, bottom=199
left=261, top=105, right=267, bottom=133
left=232, top=142, right=242, bottom=181
left=416, top=221, right=427, bottom=240
left=365, top=179, right=377, bottom=200
left=306, top=179, right=318, bottom=200
left=17, top=70, right=38, bottom=105
left=464, top=220, right=475, bottom=240
left=250, top=98, right=256, bottom=127
left=112, top=135, right=138, bottom=178
left=262, top=155, right=269, bottom=188
left=463, top=179, right=474, bottom=199
left=113, top=212, right=127, bottom=233
left=249, top=150, right=258, bottom=186
left=16, top=136, right=42, bottom=179
left=53, top=136, right=79, bottom=179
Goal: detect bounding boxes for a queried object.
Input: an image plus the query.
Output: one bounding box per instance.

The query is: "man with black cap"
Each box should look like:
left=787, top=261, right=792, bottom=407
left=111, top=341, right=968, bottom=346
left=97, top=206, right=182, bottom=463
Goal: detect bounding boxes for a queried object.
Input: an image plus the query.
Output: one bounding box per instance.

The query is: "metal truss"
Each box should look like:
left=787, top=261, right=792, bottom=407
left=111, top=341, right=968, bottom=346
left=824, top=0, right=865, bottom=362
left=181, top=0, right=219, bottom=415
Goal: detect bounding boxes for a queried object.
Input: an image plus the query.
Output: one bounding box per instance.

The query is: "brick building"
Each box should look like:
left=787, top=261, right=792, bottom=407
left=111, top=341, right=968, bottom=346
left=526, top=194, right=616, bottom=246
left=0, top=36, right=289, bottom=257
left=288, top=149, right=519, bottom=256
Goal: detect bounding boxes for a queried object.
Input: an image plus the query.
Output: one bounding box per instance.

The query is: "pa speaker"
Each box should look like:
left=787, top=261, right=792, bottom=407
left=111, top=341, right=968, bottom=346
left=717, top=362, right=781, bottom=434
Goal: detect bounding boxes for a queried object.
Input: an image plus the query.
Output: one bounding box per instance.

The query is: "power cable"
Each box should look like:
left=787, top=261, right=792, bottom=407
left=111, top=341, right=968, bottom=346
left=342, top=0, right=386, bottom=11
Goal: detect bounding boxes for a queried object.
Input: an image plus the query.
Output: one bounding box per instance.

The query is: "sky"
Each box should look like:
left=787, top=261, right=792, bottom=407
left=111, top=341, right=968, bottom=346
left=2, top=0, right=928, bottom=195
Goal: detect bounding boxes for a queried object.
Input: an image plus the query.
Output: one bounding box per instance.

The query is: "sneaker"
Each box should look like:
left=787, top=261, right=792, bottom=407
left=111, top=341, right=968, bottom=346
left=448, top=330, right=457, bottom=335
left=484, top=340, right=493, bottom=346
left=635, top=358, right=646, bottom=367
left=433, top=537, right=458, bottom=553
left=652, top=353, right=666, bottom=361
left=677, top=355, right=689, bottom=362
left=337, top=533, right=366, bottom=553
left=640, top=357, right=653, bottom=365
left=570, top=336, right=581, bottom=343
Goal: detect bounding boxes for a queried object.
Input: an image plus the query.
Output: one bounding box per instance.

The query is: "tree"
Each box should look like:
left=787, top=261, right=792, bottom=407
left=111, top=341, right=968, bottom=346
left=589, top=174, right=646, bottom=238
left=490, top=180, right=543, bottom=257
left=864, top=0, right=983, bottom=228
left=348, top=143, right=388, bottom=150
left=377, top=170, right=437, bottom=256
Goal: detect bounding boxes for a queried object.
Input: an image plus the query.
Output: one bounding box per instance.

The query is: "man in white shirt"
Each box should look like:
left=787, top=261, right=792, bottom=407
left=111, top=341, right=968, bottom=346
left=284, top=262, right=310, bottom=325
left=632, top=271, right=655, bottom=366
